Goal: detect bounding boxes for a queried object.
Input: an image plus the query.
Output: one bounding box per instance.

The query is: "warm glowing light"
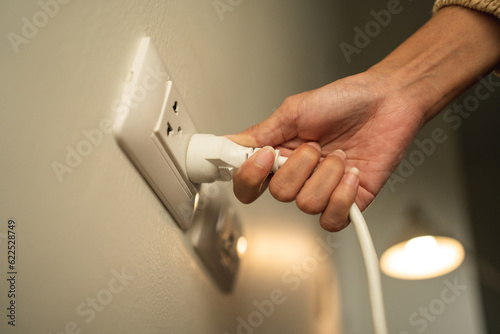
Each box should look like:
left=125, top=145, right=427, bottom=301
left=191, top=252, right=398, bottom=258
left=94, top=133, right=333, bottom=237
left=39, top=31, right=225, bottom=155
left=237, top=236, right=248, bottom=255
left=380, top=236, right=465, bottom=280
left=193, top=192, right=200, bottom=212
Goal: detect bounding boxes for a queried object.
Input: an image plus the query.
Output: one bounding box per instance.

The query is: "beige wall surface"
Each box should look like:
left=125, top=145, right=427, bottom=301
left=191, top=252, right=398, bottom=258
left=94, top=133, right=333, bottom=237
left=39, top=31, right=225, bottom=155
left=0, top=1, right=342, bottom=333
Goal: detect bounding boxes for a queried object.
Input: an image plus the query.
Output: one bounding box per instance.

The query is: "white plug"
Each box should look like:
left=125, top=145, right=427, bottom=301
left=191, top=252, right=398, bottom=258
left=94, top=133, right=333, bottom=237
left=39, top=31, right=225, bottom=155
left=186, top=134, right=287, bottom=184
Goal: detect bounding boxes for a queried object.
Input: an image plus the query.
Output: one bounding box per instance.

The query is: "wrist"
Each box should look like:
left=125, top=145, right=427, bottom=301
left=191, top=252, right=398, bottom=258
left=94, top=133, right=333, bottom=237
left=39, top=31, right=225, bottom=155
left=364, top=6, right=500, bottom=125
left=365, top=59, right=441, bottom=126
left=361, top=62, right=431, bottom=128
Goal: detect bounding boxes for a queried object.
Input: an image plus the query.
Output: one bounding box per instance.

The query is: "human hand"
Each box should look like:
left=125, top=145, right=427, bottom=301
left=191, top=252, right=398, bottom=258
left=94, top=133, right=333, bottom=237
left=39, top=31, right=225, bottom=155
left=229, top=6, right=500, bottom=232
left=228, top=70, right=424, bottom=231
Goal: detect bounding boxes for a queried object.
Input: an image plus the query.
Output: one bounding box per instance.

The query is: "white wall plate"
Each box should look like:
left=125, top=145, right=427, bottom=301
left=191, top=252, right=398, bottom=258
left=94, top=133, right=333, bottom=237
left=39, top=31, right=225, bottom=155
left=114, top=37, right=200, bottom=229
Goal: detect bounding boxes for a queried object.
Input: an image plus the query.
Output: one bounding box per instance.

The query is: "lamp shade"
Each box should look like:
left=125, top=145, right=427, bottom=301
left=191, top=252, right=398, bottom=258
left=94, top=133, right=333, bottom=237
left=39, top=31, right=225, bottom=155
left=380, top=205, right=465, bottom=280
left=380, top=235, right=465, bottom=279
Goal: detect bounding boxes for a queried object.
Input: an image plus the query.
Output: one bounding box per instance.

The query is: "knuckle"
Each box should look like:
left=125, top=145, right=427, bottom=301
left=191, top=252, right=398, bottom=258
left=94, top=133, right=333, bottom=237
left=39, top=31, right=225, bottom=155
left=319, top=155, right=345, bottom=175
left=300, top=144, right=321, bottom=159
left=320, top=213, right=348, bottom=232
left=319, top=195, right=353, bottom=232
left=325, top=153, right=345, bottom=166
left=269, top=180, right=295, bottom=202
left=296, top=193, right=324, bottom=215
left=281, top=95, right=297, bottom=107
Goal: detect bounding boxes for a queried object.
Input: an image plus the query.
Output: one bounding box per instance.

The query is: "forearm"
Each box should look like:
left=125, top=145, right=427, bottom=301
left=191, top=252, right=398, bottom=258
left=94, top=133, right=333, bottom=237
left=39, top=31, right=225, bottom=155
left=368, top=6, right=500, bottom=124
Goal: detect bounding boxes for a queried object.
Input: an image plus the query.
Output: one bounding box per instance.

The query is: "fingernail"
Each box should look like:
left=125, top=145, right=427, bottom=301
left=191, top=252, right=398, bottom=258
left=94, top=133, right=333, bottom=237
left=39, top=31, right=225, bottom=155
left=329, top=149, right=346, bottom=160
left=254, top=146, right=276, bottom=168
left=344, top=167, right=359, bottom=186
left=306, top=142, right=321, bottom=152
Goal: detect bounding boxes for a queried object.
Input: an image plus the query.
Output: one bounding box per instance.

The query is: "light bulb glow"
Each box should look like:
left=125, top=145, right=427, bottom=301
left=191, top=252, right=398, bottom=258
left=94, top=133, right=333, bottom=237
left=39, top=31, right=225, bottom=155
left=193, top=192, right=200, bottom=212
left=381, top=236, right=465, bottom=280
left=237, top=236, right=248, bottom=255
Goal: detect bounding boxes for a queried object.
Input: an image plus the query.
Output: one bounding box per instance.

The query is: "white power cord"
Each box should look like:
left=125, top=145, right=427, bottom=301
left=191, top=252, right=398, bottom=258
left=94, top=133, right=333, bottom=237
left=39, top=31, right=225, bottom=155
left=349, top=203, right=388, bottom=334
left=186, top=134, right=388, bottom=334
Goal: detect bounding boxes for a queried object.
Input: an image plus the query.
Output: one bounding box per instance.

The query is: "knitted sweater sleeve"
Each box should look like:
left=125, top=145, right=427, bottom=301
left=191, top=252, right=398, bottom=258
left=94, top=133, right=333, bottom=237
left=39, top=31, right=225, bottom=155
left=433, top=0, right=500, bottom=19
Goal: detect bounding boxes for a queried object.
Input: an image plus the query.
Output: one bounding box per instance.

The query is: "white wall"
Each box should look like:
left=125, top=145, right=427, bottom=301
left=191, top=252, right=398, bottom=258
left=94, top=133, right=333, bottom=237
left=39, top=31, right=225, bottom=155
left=0, top=0, right=344, bottom=333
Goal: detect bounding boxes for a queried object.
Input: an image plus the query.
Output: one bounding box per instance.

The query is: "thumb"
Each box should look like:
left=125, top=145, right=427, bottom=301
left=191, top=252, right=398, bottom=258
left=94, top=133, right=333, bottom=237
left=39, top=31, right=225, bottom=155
left=233, top=146, right=276, bottom=204
left=226, top=108, right=298, bottom=148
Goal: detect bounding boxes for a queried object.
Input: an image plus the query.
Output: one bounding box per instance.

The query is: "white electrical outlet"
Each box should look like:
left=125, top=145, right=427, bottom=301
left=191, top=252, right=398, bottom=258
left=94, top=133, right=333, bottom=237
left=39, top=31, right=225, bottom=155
left=114, top=37, right=200, bottom=229
left=114, top=38, right=244, bottom=292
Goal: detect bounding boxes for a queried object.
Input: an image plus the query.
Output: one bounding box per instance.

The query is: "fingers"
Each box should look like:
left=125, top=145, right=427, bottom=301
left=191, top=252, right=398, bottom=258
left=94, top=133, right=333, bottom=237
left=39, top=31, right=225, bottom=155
left=233, top=147, right=276, bottom=204
left=320, top=167, right=360, bottom=232
left=295, top=150, right=347, bottom=214
left=233, top=140, right=360, bottom=233
left=233, top=142, right=321, bottom=204
left=269, top=142, right=322, bottom=202
left=271, top=144, right=359, bottom=232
